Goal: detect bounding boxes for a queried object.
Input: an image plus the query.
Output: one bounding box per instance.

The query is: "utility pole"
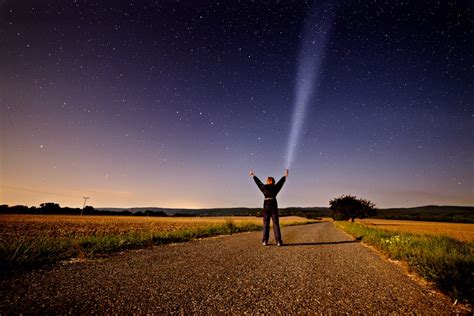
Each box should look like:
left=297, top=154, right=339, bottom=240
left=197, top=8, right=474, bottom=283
left=80, top=197, right=90, bottom=216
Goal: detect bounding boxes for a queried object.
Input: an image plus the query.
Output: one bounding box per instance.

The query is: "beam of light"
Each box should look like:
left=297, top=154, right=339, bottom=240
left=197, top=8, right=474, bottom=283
left=285, top=1, right=336, bottom=169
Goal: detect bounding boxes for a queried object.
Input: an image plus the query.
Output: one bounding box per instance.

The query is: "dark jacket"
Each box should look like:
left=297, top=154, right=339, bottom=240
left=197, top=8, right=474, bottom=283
left=253, top=176, right=286, bottom=202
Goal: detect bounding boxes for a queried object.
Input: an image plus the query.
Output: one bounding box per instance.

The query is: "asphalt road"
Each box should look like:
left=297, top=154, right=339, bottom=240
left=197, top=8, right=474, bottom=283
left=0, top=222, right=464, bottom=314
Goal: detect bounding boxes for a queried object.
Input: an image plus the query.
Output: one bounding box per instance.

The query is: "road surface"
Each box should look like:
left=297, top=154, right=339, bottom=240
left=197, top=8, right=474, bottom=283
left=0, top=222, right=464, bottom=314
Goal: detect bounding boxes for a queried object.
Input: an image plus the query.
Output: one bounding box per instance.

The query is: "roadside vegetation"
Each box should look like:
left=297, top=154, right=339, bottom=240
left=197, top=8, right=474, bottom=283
left=357, top=218, right=474, bottom=242
left=335, top=221, right=473, bottom=304
left=0, top=215, right=316, bottom=266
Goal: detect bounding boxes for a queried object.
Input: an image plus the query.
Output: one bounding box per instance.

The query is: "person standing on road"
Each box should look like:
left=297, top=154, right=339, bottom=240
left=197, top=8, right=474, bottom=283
left=249, top=169, right=289, bottom=246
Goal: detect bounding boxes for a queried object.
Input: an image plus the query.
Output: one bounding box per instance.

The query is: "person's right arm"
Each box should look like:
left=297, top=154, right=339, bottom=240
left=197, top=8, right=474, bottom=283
left=275, top=169, right=289, bottom=194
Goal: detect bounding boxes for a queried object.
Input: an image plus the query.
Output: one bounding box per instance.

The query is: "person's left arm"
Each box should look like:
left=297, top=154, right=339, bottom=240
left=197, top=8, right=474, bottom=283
left=253, top=176, right=265, bottom=193
left=250, top=170, right=265, bottom=193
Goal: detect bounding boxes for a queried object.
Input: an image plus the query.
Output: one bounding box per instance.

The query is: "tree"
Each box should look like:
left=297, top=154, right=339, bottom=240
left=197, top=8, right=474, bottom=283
left=39, top=203, right=61, bottom=214
left=82, top=205, right=95, bottom=215
left=329, top=194, right=376, bottom=222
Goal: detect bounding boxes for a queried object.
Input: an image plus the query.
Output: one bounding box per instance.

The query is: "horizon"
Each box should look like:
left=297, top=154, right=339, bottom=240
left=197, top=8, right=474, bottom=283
left=2, top=201, right=473, bottom=211
left=1, top=1, right=472, bottom=209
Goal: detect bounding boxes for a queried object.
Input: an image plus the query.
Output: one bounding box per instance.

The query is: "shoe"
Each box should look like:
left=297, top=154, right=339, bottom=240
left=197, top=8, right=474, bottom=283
left=262, top=241, right=267, bottom=246
left=277, top=242, right=283, bottom=246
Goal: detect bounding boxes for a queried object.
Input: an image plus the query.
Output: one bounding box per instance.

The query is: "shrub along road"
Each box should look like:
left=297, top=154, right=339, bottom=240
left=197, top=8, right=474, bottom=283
left=0, top=222, right=466, bottom=313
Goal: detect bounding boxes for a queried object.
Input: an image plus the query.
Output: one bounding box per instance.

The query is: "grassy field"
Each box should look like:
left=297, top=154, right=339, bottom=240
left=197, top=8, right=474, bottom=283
left=374, top=206, right=474, bottom=223
left=357, top=218, right=474, bottom=241
left=0, top=215, right=315, bottom=265
left=335, top=221, right=473, bottom=304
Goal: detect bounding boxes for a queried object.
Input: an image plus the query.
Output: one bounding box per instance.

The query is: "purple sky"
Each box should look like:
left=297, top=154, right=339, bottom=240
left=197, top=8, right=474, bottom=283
left=1, top=1, right=472, bottom=208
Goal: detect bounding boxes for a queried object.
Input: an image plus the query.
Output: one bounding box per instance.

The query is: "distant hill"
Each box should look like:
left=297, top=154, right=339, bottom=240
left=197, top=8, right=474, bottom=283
left=98, top=207, right=258, bottom=216
left=97, top=206, right=330, bottom=218
left=374, top=205, right=474, bottom=223
left=2, top=204, right=472, bottom=223
left=97, top=205, right=474, bottom=222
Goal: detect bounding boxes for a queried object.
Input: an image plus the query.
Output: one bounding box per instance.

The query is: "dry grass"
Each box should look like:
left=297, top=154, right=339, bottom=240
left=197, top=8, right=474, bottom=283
left=0, top=215, right=312, bottom=239
left=357, top=218, right=474, bottom=241
left=0, top=215, right=316, bottom=265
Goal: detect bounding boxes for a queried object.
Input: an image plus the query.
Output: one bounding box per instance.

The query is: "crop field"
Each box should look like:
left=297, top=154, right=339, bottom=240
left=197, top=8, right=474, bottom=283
left=0, top=215, right=313, bottom=237
left=0, top=215, right=316, bottom=265
left=357, top=218, right=474, bottom=241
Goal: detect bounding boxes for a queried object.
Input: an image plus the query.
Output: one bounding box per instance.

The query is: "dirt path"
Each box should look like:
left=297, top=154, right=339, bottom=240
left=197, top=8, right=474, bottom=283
left=0, top=222, right=464, bottom=313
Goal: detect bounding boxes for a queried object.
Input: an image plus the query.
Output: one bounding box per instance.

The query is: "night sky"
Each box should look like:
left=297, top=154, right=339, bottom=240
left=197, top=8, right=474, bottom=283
left=1, top=1, right=472, bottom=208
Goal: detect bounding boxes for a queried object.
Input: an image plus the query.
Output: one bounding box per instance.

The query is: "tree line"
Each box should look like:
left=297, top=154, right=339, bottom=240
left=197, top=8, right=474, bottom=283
left=1, top=194, right=377, bottom=221
left=0, top=203, right=168, bottom=217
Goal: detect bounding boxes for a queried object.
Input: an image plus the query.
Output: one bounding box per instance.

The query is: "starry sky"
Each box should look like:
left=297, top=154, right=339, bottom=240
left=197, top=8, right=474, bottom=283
left=1, top=0, right=472, bottom=209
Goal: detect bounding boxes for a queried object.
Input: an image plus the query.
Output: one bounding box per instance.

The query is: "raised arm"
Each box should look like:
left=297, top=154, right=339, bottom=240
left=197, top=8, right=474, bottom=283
left=250, top=170, right=265, bottom=193
left=275, top=169, right=289, bottom=194
left=253, top=176, right=265, bottom=193
left=274, top=176, right=286, bottom=194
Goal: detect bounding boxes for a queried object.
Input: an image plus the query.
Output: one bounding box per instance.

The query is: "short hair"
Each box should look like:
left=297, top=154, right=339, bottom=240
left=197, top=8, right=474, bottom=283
left=266, top=177, right=275, bottom=185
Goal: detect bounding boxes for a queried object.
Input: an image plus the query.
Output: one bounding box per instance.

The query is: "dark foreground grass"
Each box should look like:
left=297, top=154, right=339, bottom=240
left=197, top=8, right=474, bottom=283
left=0, top=221, right=262, bottom=266
left=335, top=221, right=473, bottom=303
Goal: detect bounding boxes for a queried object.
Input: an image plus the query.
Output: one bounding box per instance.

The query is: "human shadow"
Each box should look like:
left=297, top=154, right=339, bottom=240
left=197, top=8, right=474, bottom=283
left=282, top=239, right=361, bottom=247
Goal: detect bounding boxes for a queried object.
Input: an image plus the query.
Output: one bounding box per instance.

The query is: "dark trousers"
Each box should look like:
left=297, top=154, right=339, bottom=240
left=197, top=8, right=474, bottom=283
left=262, top=201, right=282, bottom=243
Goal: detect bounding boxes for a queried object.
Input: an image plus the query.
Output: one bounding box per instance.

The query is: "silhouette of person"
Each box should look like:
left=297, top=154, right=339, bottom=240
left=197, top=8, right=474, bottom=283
left=249, top=169, right=288, bottom=246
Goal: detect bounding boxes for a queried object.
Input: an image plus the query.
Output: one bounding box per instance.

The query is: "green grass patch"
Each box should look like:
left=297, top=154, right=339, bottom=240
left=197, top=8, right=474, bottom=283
left=0, top=221, right=262, bottom=266
left=334, top=221, right=473, bottom=303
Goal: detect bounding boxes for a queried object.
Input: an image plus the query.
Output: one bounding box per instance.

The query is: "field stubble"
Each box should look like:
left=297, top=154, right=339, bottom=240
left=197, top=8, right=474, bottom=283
left=0, top=215, right=315, bottom=265
left=357, top=218, right=474, bottom=241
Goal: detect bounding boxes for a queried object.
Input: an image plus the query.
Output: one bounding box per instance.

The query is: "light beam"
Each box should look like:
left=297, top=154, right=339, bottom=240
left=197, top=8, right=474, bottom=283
left=285, top=1, right=336, bottom=168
